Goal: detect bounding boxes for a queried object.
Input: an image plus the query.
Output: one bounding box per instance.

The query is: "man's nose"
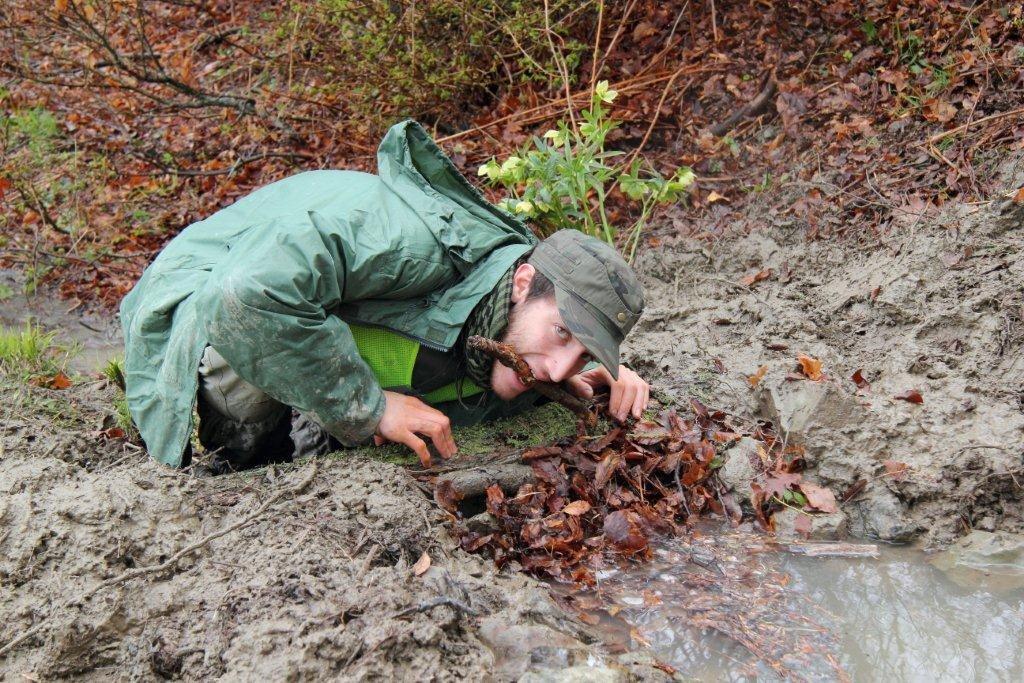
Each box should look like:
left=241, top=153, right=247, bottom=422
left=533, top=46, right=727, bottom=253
left=545, top=351, right=579, bottom=384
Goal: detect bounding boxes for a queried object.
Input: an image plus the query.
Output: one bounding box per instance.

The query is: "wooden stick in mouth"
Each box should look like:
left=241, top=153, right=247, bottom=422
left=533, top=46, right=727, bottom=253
left=467, top=335, right=597, bottom=428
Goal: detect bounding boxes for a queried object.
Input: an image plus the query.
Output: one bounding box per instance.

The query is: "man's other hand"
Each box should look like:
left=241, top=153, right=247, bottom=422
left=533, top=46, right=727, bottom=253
left=565, top=365, right=650, bottom=423
left=375, top=391, right=457, bottom=467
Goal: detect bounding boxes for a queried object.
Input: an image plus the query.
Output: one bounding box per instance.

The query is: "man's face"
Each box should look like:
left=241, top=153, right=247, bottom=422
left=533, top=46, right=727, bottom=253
left=490, top=264, right=594, bottom=400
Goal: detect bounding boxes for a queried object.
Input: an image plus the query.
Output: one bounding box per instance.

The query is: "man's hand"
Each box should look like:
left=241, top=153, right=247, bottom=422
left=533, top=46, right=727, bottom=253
left=566, top=365, right=650, bottom=423
left=374, top=391, right=457, bottom=467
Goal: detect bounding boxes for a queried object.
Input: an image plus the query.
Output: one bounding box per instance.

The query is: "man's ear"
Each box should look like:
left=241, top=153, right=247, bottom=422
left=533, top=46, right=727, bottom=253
left=510, top=263, right=536, bottom=304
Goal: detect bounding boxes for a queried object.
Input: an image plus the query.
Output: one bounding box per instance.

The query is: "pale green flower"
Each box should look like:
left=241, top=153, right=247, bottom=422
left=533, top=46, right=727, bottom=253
left=500, top=156, right=523, bottom=174
left=514, top=200, right=534, bottom=215
left=594, top=80, right=618, bottom=103
left=667, top=167, right=696, bottom=191
left=543, top=129, right=567, bottom=147
left=477, top=159, right=501, bottom=181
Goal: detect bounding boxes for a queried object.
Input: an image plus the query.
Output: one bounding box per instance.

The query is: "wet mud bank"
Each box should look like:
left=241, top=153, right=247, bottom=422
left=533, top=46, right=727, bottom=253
left=0, top=381, right=668, bottom=680
left=625, top=161, right=1024, bottom=546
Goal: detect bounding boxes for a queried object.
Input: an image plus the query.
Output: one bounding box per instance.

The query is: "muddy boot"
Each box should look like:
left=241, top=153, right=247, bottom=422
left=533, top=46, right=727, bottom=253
left=290, top=410, right=340, bottom=459
left=196, top=345, right=295, bottom=473
left=197, top=393, right=294, bottom=473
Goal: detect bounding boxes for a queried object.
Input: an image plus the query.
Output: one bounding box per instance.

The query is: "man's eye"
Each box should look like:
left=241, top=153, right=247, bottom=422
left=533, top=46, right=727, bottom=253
left=555, top=325, right=570, bottom=340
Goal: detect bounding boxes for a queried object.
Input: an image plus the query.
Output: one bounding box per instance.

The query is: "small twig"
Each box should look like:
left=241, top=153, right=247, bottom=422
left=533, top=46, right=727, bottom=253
left=592, top=0, right=639, bottom=82
left=467, top=336, right=596, bottom=427
left=81, top=461, right=318, bottom=600
left=392, top=596, right=479, bottom=619
left=925, top=106, right=1024, bottom=144
left=543, top=0, right=577, bottom=130
left=588, top=0, right=604, bottom=93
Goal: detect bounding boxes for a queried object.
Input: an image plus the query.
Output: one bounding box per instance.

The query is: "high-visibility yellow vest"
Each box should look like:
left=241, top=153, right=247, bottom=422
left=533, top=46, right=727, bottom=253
left=348, top=323, right=485, bottom=404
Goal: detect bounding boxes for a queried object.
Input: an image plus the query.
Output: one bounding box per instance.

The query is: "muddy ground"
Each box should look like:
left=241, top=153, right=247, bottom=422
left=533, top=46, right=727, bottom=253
left=628, top=155, right=1024, bottom=547
left=2, top=158, right=1023, bottom=679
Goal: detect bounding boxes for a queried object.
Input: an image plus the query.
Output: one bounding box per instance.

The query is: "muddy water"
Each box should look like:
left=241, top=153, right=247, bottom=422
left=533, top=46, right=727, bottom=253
left=0, top=270, right=122, bottom=373
left=584, top=530, right=1024, bottom=681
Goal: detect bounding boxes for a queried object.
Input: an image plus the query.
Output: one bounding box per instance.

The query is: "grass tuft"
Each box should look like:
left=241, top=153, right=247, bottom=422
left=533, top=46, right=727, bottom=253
left=0, top=321, right=70, bottom=379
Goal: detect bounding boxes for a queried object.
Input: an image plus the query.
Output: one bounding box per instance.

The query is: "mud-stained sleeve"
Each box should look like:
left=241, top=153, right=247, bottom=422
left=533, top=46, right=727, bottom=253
left=193, top=215, right=387, bottom=446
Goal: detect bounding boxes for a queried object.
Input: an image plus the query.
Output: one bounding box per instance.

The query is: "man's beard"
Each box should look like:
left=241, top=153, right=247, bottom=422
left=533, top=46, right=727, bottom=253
left=497, top=301, right=529, bottom=351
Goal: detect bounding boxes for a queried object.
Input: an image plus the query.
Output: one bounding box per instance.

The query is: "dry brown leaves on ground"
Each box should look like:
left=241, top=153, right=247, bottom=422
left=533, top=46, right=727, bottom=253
left=441, top=399, right=750, bottom=584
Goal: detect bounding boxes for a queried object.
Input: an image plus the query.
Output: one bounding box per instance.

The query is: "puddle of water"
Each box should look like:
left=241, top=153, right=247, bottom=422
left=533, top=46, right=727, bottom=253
left=569, top=527, right=1024, bottom=681
left=0, top=269, right=122, bottom=373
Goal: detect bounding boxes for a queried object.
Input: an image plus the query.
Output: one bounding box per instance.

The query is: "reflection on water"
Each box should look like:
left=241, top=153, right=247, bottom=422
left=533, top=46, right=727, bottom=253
left=576, top=527, right=1024, bottom=681
left=782, top=547, right=1024, bottom=682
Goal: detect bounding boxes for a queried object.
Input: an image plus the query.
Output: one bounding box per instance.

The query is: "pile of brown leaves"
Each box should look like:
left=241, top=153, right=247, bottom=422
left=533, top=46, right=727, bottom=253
left=438, top=388, right=859, bottom=583
left=443, top=399, right=749, bottom=583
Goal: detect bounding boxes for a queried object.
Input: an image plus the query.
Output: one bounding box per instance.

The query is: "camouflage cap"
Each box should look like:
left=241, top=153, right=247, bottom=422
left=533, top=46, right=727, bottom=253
left=528, top=230, right=644, bottom=380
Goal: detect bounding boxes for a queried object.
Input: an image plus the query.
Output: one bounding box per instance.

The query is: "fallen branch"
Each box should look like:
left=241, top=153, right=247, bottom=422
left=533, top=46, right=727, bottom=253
left=771, top=541, right=879, bottom=558
left=708, top=72, right=777, bottom=137
left=925, top=106, right=1024, bottom=144
left=467, top=336, right=596, bottom=427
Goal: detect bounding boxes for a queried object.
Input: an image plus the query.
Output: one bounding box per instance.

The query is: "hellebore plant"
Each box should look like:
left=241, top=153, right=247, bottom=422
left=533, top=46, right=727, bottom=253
left=478, top=80, right=694, bottom=261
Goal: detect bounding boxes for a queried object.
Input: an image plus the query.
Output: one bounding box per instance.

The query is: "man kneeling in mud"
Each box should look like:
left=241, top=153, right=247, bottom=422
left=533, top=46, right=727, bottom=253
left=120, top=121, right=649, bottom=472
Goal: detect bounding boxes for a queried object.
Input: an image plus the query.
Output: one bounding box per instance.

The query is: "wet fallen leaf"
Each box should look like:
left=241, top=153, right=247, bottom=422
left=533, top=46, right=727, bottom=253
left=796, top=355, right=823, bottom=381
left=653, top=661, right=677, bottom=675
left=882, top=460, right=909, bottom=481
left=924, top=98, right=957, bottom=123
left=434, top=479, right=463, bottom=513
left=412, top=551, right=431, bottom=576
left=798, top=482, right=838, bottom=513
left=841, top=479, right=868, bottom=502
left=894, top=389, right=923, bottom=404
left=748, top=364, right=768, bottom=387
left=100, top=427, right=126, bottom=440
left=562, top=500, right=591, bottom=516
left=595, top=451, right=623, bottom=488
left=1013, top=186, right=1024, bottom=204
left=630, top=627, right=652, bottom=648
left=794, top=513, right=812, bottom=538
left=739, top=268, right=773, bottom=287
left=850, top=369, right=870, bottom=391
left=33, top=372, right=73, bottom=390
left=604, top=510, right=648, bottom=554
left=761, top=471, right=802, bottom=498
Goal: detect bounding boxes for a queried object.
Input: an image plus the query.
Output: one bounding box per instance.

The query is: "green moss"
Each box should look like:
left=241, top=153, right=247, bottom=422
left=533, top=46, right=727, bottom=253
left=324, top=401, right=579, bottom=467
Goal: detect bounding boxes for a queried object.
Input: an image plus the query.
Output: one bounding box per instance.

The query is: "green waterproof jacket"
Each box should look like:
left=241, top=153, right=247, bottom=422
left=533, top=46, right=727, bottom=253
left=120, top=120, right=537, bottom=467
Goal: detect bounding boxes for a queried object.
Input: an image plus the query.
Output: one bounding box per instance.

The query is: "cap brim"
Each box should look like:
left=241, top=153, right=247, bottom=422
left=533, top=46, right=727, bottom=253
left=553, top=286, right=621, bottom=380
